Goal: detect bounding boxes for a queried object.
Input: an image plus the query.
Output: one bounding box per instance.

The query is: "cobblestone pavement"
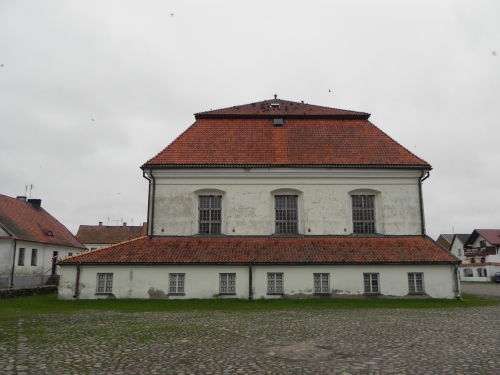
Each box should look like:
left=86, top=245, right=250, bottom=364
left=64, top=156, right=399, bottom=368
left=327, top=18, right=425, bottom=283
left=460, top=281, right=500, bottom=299
left=1, top=284, right=499, bottom=375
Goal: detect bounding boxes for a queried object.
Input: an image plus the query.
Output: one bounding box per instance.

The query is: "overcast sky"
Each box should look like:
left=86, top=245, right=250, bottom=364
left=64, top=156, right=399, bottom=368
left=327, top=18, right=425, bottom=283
left=1, top=1, right=499, bottom=240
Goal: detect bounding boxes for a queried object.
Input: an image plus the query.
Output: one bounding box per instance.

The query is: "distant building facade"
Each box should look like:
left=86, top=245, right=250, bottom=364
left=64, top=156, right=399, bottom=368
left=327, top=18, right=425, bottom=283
left=76, top=222, right=147, bottom=250
left=0, top=194, right=85, bottom=288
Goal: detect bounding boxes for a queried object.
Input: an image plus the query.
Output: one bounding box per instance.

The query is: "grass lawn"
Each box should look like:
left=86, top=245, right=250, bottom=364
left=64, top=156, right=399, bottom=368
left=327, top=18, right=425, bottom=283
left=0, top=293, right=497, bottom=315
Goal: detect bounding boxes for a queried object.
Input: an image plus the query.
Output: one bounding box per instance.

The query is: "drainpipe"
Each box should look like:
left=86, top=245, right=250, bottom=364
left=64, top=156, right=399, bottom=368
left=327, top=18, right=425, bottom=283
left=10, top=239, right=17, bottom=288
left=142, top=169, right=155, bottom=236
left=248, top=264, right=253, bottom=300
left=454, top=264, right=461, bottom=300
left=73, top=263, right=81, bottom=298
left=418, top=170, right=430, bottom=236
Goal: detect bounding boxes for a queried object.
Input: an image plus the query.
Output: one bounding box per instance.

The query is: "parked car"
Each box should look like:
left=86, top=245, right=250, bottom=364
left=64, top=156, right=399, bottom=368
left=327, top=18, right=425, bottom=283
left=493, top=272, right=500, bottom=283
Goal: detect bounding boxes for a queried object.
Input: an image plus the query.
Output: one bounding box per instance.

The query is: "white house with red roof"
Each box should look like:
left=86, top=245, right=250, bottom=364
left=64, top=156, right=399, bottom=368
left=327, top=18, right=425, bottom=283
left=460, top=229, right=500, bottom=281
left=0, top=194, right=86, bottom=288
left=58, top=98, right=460, bottom=299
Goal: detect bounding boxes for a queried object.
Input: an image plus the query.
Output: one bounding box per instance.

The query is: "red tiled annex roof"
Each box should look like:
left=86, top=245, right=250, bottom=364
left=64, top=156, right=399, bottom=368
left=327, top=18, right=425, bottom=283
left=144, top=99, right=430, bottom=168
left=75, top=223, right=147, bottom=245
left=0, top=194, right=85, bottom=249
left=59, top=236, right=458, bottom=265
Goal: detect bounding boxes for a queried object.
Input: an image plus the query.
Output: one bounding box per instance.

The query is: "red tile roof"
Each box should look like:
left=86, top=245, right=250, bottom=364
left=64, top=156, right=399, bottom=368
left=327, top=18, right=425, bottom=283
left=59, top=236, right=458, bottom=265
left=0, top=194, right=85, bottom=249
left=144, top=99, right=430, bottom=168
left=75, top=223, right=147, bottom=245
left=466, top=229, right=500, bottom=246
left=195, top=99, right=370, bottom=118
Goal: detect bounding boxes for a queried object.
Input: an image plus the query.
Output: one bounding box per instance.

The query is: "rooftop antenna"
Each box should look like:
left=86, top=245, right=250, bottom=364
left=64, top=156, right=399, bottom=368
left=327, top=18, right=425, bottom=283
left=25, top=184, right=34, bottom=198
left=114, top=219, right=120, bottom=226
left=274, top=94, right=277, bottom=99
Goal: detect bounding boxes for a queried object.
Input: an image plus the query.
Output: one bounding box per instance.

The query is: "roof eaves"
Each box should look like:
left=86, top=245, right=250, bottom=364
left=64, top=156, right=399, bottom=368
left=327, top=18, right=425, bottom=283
left=142, top=163, right=432, bottom=169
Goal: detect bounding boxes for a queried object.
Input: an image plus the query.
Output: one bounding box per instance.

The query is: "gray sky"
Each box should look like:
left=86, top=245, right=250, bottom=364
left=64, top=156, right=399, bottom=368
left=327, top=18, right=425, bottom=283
left=1, top=1, right=499, bottom=239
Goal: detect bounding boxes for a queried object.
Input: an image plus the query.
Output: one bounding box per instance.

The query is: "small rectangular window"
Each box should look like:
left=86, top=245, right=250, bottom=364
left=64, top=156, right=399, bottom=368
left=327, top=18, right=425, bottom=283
left=268, top=273, right=284, bottom=294
left=478, top=268, right=487, bottom=277
left=275, top=195, right=298, bottom=234
left=219, top=273, right=236, bottom=294
left=18, top=248, right=25, bottom=266
left=169, top=273, right=185, bottom=294
left=408, top=273, right=424, bottom=293
left=96, top=273, right=113, bottom=294
left=68, top=252, right=73, bottom=257
left=314, top=273, right=330, bottom=294
left=31, top=249, right=37, bottom=266
left=464, top=268, right=473, bottom=277
left=363, top=273, right=379, bottom=293
left=352, top=195, right=376, bottom=234
left=199, top=196, right=222, bottom=234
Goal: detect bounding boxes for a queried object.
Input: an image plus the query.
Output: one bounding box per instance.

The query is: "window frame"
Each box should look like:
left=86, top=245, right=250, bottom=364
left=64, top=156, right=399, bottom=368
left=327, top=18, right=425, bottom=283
left=313, top=273, right=330, bottom=295
left=363, top=273, right=380, bottom=294
left=267, top=272, right=284, bottom=295
left=463, top=268, right=473, bottom=277
left=18, top=248, right=25, bottom=266
left=478, top=268, right=487, bottom=277
left=96, top=273, right=113, bottom=295
left=351, top=194, right=376, bottom=234
left=198, top=195, right=222, bottom=235
left=169, top=273, right=186, bottom=295
left=274, top=194, right=299, bottom=235
left=31, top=249, right=38, bottom=266
left=408, top=272, right=425, bottom=294
left=219, top=273, right=236, bottom=295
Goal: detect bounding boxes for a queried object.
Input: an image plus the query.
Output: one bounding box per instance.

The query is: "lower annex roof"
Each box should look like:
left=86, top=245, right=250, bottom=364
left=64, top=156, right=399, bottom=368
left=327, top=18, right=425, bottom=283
left=59, top=236, right=459, bottom=265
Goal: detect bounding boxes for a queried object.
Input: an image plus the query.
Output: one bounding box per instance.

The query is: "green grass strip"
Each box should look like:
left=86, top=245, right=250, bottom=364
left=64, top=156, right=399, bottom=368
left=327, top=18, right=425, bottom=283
left=0, top=293, right=497, bottom=315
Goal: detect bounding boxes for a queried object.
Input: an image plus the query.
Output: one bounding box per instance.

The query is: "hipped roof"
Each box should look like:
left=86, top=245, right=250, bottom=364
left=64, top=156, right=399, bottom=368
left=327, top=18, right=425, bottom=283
left=143, top=99, right=430, bottom=169
left=75, top=223, right=147, bottom=245
left=0, top=194, right=85, bottom=249
left=59, top=236, right=458, bottom=265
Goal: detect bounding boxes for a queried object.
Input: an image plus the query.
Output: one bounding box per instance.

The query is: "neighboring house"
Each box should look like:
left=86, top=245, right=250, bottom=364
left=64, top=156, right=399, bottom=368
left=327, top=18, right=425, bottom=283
left=0, top=194, right=86, bottom=288
left=460, top=229, right=500, bottom=281
left=75, top=222, right=147, bottom=250
left=436, top=234, right=454, bottom=250
left=58, top=98, right=460, bottom=300
left=448, top=234, right=469, bottom=262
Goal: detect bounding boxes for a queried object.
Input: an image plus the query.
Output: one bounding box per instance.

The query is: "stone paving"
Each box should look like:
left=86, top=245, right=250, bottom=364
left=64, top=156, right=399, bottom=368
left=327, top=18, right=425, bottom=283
left=1, top=283, right=499, bottom=375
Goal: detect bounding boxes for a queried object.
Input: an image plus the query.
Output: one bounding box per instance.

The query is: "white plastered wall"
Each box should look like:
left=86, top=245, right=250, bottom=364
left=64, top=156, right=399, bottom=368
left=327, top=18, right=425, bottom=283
left=59, top=263, right=458, bottom=300
left=147, top=168, right=423, bottom=236
left=0, top=240, right=84, bottom=287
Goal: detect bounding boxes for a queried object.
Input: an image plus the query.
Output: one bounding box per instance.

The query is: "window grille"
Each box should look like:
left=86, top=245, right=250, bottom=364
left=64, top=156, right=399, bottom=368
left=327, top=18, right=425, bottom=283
left=199, top=196, right=222, bottom=234
left=169, top=273, right=185, bottom=294
left=363, top=273, right=379, bottom=293
left=18, top=248, right=25, bottom=266
left=220, top=273, right=236, bottom=294
left=31, top=249, right=37, bottom=266
left=408, top=273, right=424, bottom=293
left=275, top=195, right=298, bottom=234
left=464, top=268, right=473, bottom=277
left=352, top=195, right=376, bottom=234
left=314, top=273, right=330, bottom=293
left=97, top=273, right=113, bottom=293
left=268, top=273, right=284, bottom=293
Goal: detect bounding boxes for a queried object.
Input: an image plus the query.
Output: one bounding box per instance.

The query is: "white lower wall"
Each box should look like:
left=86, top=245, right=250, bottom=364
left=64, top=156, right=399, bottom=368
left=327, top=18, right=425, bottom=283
left=59, top=263, right=459, bottom=300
